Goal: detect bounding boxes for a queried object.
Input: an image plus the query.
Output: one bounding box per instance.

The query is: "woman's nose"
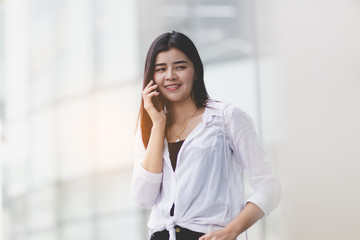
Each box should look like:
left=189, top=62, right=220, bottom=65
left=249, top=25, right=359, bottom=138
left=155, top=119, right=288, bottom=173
left=166, top=69, right=177, bottom=80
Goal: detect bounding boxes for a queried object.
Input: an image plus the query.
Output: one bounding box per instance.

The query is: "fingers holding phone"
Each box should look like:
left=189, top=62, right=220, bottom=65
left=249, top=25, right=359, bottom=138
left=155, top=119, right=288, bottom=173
left=143, top=80, right=166, bottom=126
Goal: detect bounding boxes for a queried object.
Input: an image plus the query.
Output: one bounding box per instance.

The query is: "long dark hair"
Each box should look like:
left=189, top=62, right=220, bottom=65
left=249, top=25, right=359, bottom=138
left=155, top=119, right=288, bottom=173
left=138, top=31, right=209, bottom=148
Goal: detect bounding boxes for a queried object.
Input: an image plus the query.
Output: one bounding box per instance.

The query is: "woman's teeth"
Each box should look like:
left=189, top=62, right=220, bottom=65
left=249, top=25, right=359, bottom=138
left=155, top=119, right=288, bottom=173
left=165, top=84, right=181, bottom=89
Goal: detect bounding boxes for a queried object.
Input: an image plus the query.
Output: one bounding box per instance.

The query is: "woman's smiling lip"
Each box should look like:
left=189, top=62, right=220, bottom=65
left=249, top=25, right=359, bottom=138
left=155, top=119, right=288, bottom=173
left=164, top=84, right=181, bottom=91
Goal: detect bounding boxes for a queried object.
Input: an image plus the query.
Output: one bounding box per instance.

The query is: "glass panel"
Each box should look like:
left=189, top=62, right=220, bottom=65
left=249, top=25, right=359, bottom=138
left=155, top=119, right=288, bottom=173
left=29, top=67, right=57, bottom=109
left=205, top=59, right=259, bottom=122
left=2, top=120, right=30, bottom=198
left=61, top=221, right=93, bottom=240
left=98, top=213, right=144, bottom=240
left=0, top=3, right=4, bottom=119
left=28, top=0, right=60, bottom=108
left=6, top=196, right=28, bottom=232
left=2, top=0, right=30, bottom=120
left=57, top=98, right=92, bottom=180
left=94, top=84, right=140, bottom=172
left=29, top=108, right=57, bottom=188
left=94, top=171, right=137, bottom=215
left=56, top=0, right=93, bottom=98
left=138, top=0, right=254, bottom=64
left=27, top=187, right=56, bottom=231
left=94, top=0, right=138, bottom=85
left=10, top=234, right=28, bottom=240
left=2, top=118, right=29, bottom=161
left=29, top=229, right=57, bottom=240
left=3, top=161, right=29, bottom=199
left=59, top=178, right=92, bottom=221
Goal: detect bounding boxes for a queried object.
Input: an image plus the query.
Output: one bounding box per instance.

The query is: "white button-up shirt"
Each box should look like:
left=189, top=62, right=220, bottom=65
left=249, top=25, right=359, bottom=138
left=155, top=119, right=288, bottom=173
left=131, top=101, right=281, bottom=240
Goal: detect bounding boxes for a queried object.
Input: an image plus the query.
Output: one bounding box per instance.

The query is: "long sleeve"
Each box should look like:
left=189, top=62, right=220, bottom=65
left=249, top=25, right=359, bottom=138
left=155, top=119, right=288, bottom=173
left=130, top=130, right=163, bottom=209
left=226, top=106, right=281, bottom=217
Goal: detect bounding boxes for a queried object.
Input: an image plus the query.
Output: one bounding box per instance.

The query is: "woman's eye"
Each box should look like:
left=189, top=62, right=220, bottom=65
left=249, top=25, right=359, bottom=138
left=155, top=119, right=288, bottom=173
left=176, top=66, right=186, bottom=70
left=156, top=68, right=166, bottom=72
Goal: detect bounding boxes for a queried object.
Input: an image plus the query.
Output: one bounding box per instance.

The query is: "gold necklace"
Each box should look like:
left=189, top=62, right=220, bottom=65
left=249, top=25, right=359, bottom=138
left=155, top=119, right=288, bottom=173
left=170, top=108, right=198, bottom=142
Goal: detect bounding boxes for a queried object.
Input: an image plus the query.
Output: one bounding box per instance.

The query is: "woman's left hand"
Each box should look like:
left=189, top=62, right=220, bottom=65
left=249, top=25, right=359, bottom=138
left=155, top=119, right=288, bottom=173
left=198, top=228, right=238, bottom=240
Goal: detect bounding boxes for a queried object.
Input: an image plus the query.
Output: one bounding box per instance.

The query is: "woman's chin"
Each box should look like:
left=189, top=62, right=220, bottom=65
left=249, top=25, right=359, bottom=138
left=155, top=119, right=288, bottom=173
left=162, top=93, right=193, bottom=105
left=162, top=95, right=181, bottom=103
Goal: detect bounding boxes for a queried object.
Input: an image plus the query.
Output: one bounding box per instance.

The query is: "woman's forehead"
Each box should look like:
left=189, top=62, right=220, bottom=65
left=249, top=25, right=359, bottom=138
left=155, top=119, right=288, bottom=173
left=155, top=48, right=190, bottom=63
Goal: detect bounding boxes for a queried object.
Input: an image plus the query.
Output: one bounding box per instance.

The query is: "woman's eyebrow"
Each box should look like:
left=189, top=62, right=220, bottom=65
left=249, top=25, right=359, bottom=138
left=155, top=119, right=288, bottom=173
left=155, top=60, right=188, bottom=67
left=173, top=60, right=188, bottom=65
left=154, top=63, right=166, bottom=67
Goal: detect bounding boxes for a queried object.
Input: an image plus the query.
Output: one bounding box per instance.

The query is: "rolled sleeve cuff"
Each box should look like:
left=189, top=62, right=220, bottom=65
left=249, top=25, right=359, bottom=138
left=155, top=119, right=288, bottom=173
left=246, top=195, right=269, bottom=217
left=134, top=163, right=163, bottom=184
left=246, top=189, right=281, bottom=217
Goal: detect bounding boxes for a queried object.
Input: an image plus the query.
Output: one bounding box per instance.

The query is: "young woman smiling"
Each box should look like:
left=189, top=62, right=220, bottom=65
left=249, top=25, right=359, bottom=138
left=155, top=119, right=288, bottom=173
left=131, top=31, right=281, bottom=240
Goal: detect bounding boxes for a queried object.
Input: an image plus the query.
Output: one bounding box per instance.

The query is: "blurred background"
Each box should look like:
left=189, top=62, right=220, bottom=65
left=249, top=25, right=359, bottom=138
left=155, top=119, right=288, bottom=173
left=0, top=0, right=359, bottom=240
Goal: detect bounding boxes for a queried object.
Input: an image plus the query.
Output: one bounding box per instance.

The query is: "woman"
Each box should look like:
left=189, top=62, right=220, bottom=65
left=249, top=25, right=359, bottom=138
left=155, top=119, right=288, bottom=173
left=131, top=31, right=281, bottom=240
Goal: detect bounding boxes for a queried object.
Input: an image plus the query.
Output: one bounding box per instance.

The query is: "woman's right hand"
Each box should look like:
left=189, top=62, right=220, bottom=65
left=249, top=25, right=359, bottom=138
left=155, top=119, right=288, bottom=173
left=142, top=80, right=166, bottom=127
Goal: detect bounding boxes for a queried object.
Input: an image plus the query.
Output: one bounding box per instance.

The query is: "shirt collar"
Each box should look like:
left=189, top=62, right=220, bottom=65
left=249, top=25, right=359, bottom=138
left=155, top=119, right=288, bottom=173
left=202, top=101, right=223, bottom=125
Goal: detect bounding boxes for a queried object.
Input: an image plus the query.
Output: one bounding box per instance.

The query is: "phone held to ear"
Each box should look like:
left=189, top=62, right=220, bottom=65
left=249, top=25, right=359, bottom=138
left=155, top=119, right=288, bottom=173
left=152, top=93, right=163, bottom=112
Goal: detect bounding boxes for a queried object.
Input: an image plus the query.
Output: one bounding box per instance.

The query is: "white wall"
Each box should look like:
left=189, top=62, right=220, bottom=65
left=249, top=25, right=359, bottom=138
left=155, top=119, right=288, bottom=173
left=257, top=0, right=360, bottom=239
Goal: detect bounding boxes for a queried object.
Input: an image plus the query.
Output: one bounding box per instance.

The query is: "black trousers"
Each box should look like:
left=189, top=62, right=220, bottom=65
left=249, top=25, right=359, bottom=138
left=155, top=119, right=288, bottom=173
left=150, top=225, right=205, bottom=240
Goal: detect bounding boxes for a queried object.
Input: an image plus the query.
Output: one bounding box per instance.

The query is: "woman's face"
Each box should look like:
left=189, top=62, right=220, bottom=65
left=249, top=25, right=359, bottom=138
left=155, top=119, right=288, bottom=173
left=153, top=48, right=195, bottom=104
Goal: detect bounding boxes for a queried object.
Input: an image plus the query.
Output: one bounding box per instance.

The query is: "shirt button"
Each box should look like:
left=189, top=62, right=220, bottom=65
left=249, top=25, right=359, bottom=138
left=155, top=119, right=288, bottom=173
left=175, top=227, right=181, bottom=233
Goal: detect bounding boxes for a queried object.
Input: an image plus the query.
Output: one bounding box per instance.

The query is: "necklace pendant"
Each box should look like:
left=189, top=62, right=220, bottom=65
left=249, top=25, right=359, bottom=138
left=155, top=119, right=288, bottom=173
left=175, top=138, right=180, bottom=142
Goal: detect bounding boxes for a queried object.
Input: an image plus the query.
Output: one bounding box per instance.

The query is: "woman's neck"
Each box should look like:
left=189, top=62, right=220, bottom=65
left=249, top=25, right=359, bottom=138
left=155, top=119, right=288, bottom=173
left=167, top=99, right=197, bottom=124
